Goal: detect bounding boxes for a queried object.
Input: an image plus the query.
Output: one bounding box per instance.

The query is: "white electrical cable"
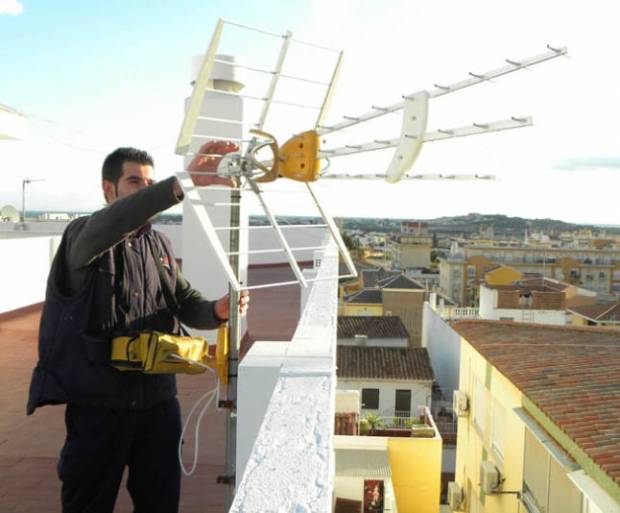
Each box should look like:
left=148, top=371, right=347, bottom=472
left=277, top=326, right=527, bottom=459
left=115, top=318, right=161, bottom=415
left=178, top=379, right=220, bottom=476
left=169, top=353, right=224, bottom=476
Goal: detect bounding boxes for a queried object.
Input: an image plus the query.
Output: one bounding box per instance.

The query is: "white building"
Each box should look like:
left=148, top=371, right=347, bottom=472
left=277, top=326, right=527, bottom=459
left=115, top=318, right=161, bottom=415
left=336, top=345, right=434, bottom=419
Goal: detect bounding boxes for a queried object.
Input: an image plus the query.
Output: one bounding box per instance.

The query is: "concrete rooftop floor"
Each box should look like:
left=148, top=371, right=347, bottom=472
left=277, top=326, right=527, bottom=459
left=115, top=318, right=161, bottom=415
left=0, top=264, right=302, bottom=513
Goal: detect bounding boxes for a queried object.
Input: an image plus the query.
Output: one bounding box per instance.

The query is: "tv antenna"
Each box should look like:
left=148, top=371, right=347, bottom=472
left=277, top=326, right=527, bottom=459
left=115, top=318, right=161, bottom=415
left=173, top=18, right=567, bottom=507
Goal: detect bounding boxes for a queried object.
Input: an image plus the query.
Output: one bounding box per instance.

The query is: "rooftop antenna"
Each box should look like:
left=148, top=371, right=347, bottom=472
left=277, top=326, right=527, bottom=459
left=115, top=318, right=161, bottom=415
left=174, top=19, right=567, bottom=507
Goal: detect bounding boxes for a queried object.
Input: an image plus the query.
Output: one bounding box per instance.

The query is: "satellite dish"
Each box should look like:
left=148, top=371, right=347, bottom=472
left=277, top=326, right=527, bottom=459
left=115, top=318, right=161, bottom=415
left=0, top=205, right=19, bottom=222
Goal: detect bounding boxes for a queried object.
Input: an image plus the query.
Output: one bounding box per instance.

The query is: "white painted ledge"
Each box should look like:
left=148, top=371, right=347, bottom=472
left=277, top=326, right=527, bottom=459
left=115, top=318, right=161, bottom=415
left=232, top=246, right=339, bottom=513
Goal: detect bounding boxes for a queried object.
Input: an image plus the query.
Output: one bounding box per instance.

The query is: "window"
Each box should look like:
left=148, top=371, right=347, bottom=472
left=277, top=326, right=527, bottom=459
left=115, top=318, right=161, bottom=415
left=523, top=428, right=582, bottom=513
left=394, top=389, right=411, bottom=417
left=491, top=399, right=506, bottom=462
left=361, top=388, right=379, bottom=410
left=472, top=377, right=487, bottom=434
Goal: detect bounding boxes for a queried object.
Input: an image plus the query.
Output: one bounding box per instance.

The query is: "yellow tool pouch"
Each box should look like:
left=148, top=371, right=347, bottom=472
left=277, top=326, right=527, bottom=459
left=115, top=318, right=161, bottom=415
left=110, top=325, right=228, bottom=380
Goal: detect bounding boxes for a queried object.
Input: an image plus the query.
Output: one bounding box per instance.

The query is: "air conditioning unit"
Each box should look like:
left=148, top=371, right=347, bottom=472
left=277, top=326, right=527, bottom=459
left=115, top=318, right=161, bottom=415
left=453, top=390, right=469, bottom=417
left=480, top=461, right=501, bottom=494
left=447, top=481, right=465, bottom=511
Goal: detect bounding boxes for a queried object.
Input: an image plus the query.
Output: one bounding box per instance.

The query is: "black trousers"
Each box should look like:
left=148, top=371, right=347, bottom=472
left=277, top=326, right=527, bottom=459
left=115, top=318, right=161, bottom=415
left=58, top=397, right=182, bottom=513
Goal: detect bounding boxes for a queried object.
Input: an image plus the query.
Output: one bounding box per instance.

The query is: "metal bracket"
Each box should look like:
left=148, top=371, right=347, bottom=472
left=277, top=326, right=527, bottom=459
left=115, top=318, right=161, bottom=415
left=216, top=474, right=236, bottom=485
left=218, top=399, right=236, bottom=410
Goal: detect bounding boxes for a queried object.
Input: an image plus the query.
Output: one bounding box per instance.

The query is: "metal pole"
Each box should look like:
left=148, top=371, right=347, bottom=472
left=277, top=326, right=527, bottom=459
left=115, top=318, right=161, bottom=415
left=21, top=179, right=27, bottom=223
left=224, top=184, right=242, bottom=508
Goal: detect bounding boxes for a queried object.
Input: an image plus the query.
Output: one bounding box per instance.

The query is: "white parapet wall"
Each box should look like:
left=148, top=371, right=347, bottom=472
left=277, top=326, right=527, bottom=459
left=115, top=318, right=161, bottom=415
left=421, top=302, right=461, bottom=402
left=0, top=235, right=61, bottom=313
left=233, top=246, right=339, bottom=512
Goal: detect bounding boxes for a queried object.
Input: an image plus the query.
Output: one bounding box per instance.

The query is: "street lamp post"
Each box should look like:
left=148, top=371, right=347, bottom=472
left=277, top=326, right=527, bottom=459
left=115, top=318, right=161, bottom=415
left=21, top=178, right=45, bottom=224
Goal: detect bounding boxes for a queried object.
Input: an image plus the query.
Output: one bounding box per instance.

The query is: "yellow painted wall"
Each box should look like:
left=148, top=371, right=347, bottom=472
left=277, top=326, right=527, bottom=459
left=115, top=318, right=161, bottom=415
left=454, top=337, right=526, bottom=513
left=342, top=303, right=384, bottom=316
left=484, top=266, right=522, bottom=286
left=388, top=436, right=441, bottom=513
left=571, top=314, right=589, bottom=327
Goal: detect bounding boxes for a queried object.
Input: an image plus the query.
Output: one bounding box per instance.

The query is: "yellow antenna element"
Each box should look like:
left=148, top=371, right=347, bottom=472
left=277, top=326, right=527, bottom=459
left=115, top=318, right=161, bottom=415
left=213, top=324, right=229, bottom=385
left=278, top=130, right=321, bottom=183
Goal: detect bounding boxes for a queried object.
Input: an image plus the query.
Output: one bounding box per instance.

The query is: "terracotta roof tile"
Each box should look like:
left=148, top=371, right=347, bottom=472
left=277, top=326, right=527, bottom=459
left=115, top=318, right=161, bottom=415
left=337, top=316, right=410, bottom=340
left=452, top=320, right=620, bottom=487
left=337, top=346, right=434, bottom=381
left=568, top=302, right=620, bottom=322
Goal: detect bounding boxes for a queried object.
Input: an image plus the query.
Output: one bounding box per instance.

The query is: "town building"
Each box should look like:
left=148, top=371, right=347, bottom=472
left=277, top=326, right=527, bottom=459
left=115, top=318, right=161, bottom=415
left=336, top=345, right=434, bottom=419
left=439, top=241, right=620, bottom=305
left=449, top=321, right=620, bottom=513
left=479, top=276, right=597, bottom=325
left=568, top=301, right=620, bottom=329
left=391, top=221, right=433, bottom=270
left=337, top=315, right=409, bottom=347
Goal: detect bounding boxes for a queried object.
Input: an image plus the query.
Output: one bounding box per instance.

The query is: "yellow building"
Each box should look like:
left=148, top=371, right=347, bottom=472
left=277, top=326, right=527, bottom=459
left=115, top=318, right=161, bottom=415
left=342, top=288, right=384, bottom=316
left=439, top=244, right=620, bottom=305
left=450, top=321, right=620, bottom=513
left=334, top=407, right=442, bottom=513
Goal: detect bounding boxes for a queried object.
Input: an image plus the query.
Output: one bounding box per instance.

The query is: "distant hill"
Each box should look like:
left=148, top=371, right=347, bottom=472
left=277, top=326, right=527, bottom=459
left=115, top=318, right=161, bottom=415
left=338, top=213, right=620, bottom=237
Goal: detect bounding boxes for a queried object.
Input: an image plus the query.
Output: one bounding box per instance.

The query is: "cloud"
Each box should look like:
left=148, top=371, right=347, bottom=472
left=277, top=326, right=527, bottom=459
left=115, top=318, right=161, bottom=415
left=552, top=156, right=620, bottom=171
left=0, top=0, right=23, bottom=15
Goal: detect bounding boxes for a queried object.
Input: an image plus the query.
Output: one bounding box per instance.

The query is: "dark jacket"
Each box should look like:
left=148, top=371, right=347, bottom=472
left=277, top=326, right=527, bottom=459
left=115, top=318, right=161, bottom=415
left=27, top=177, right=222, bottom=414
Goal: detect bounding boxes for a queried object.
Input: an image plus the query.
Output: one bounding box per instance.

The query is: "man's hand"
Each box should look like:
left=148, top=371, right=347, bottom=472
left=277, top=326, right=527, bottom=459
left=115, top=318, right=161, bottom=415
left=214, top=290, right=250, bottom=322
left=187, top=140, right=239, bottom=187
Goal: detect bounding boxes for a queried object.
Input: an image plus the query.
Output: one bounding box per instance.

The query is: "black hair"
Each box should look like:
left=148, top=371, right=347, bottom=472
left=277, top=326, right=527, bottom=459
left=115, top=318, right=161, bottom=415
left=102, top=147, right=154, bottom=185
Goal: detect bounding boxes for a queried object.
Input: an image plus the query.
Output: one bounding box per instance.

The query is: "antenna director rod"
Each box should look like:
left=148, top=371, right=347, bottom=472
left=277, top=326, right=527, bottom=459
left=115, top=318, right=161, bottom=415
left=317, top=46, right=566, bottom=136
left=319, top=116, right=532, bottom=158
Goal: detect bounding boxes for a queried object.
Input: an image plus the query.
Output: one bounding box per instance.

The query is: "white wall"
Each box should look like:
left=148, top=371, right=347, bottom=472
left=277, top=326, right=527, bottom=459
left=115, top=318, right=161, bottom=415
left=0, top=235, right=61, bottom=313
left=479, top=284, right=569, bottom=325
left=421, top=302, right=461, bottom=401
left=336, top=378, right=431, bottom=418
left=336, top=389, right=361, bottom=414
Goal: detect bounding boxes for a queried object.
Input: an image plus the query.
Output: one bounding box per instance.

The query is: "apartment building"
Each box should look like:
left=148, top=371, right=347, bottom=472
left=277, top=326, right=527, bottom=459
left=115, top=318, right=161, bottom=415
left=449, top=321, right=620, bottom=513
left=392, top=221, right=433, bottom=270
left=439, top=243, right=620, bottom=305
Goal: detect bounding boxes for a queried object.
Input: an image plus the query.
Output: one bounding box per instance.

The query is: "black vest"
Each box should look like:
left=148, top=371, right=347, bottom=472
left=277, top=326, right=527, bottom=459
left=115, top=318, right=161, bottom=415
left=27, top=226, right=180, bottom=414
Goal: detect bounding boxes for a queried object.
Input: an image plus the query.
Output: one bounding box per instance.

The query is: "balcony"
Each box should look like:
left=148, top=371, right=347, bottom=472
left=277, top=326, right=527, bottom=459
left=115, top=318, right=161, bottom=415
left=334, top=406, right=442, bottom=513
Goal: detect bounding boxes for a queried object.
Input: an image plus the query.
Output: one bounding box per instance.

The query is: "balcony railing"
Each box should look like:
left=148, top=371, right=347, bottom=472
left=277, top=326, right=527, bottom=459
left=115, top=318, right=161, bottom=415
left=436, top=306, right=479, bottom=320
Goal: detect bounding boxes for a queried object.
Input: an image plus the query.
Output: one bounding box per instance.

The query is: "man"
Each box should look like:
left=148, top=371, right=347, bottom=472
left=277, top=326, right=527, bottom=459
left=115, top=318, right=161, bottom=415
left=27, top=143, right=248, bottom=513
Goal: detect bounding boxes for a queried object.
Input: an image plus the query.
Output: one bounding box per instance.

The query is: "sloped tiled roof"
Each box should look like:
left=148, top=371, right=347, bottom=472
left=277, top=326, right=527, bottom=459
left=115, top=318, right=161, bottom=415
left=345, top=288, right=383, bottom=304
left=379, top=274, right=425, bottom=290
left=568, top=302, right=620, bottom=322
left=452, top=320, right=620, bottom=488
left=337, top=316, right=410, bottom=339
left=361, top=268, right=399, bottom=288
left=337, top=346, right=434, bottom=381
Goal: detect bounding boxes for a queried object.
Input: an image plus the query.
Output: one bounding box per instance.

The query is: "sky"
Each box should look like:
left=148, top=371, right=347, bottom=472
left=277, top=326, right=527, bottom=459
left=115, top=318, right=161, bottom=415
left=1, top=0, right=620, bottom=224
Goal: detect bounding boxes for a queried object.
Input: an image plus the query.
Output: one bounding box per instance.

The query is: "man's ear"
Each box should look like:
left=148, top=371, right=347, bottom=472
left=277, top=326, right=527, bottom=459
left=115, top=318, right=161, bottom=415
left=102, top=179, right=116, bottom=204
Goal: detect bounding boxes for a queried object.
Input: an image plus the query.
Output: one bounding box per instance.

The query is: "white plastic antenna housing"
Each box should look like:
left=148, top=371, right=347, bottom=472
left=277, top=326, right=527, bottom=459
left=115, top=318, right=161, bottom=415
left=385, top=90, right=429, bottom=183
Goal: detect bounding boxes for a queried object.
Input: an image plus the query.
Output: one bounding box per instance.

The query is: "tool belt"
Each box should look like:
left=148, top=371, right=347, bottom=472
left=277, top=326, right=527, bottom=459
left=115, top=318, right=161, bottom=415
left=110, top=325, right=229, bottom=380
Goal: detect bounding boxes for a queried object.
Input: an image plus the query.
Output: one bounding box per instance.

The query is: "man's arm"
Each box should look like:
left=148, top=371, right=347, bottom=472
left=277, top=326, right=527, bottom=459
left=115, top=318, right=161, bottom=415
left=66, top=176, right=182, bottom=270
left=174, top=268, right=224, bottom=331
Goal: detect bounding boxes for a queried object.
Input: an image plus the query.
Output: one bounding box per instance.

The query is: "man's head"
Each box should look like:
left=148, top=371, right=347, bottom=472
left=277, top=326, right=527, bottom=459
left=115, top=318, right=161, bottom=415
left=102, top=147, right=155, bottom=204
